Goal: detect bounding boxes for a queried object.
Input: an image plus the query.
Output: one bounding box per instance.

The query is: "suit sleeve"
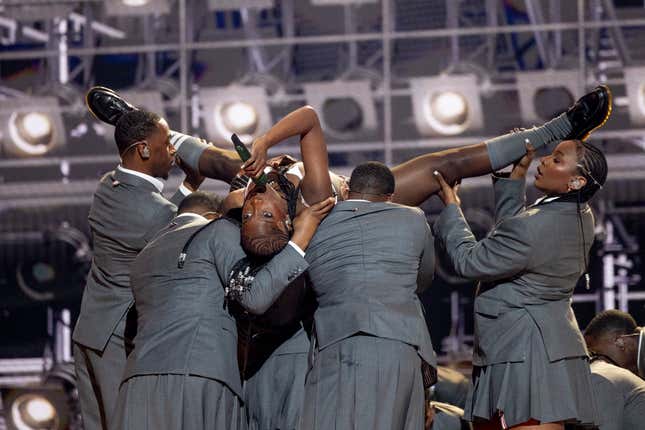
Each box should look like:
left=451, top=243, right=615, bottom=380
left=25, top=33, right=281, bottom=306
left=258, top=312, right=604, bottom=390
left=211, top=221, right=310, bottom=315
left=432, top=203, right=533, bottom=282
left=416, top=220, right=435, bottom=294
left=491, top=174, right=527, bottom=223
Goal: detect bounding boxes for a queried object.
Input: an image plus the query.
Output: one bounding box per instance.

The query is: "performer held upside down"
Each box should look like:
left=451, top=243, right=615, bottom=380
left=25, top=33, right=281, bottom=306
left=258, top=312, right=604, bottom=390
left=86, top=84, right=611, bottom=430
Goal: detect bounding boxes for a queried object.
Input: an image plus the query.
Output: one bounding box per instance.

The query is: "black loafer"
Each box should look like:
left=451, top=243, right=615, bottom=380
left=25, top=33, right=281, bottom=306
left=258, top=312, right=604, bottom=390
left=85, top=86, right=136, bottom=126
left=564, top=85, right=612, bottom=141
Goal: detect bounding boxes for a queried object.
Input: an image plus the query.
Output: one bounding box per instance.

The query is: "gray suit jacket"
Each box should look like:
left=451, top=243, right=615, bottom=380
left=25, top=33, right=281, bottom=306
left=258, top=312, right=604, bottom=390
left=304, top=200, right=436, bottom=367
left=589, top=360, right=645, bottom=430
left=123, top=216, right=308, bottom=398
left=433, top=175, right=594, bottom=366
left=72, top=168, right=184, bottom=351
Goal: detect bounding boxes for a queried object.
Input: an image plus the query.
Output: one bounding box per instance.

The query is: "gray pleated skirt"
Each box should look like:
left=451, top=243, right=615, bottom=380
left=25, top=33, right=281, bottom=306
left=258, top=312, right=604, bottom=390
left=464, top=329, right=598, bottom=429
left=113, top=374, right=247, bottom=430
left=244, top=350, right=308, bottom=430
left=299, top=335, right=425, bottom=430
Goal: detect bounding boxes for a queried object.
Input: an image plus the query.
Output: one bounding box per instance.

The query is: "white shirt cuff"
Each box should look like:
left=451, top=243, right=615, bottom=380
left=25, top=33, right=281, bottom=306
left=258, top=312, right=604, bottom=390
left=179, top=183, right=193, bottom=196
left=288, top=241, right=306, bottom=257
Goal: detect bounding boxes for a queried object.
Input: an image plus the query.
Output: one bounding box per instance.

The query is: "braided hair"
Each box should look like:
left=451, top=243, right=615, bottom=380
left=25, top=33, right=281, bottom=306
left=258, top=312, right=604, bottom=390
left=240, top=170, right=299, bottom=259
left=574, top=140, right=608, bottom=203
left=569, top=140, right=608, bottom=289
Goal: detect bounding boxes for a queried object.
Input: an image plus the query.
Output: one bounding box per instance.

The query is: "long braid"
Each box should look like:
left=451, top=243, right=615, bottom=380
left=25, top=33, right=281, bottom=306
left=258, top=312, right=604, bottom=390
left=573, top=140, right=608, bottom=289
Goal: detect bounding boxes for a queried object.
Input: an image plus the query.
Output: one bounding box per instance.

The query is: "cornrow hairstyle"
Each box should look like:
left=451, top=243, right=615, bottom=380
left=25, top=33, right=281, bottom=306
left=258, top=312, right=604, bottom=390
left=240, top=170, right=299, bottom=259
left=570, top=140, right=608, bottom=289
left=114, top=109, right=161, bottom=155
left=574, top=140, right=608, bottom=203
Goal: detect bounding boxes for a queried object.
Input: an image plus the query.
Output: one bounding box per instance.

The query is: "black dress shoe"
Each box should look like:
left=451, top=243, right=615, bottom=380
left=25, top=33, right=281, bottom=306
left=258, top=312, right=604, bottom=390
left=564, top=84, right=612, bottom=141
left=85, top=86, right=136, bottom=126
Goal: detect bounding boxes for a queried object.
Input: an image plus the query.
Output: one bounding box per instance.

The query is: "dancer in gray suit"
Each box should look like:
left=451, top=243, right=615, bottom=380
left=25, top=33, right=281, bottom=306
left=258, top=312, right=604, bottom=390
left=433, top=139, right=609, bottom=429
left=72, top=109, right=207, bottom=430
left=113, top=192, right=334, bottom=430
left=582, top=310, right=645, bottom=430
left=294, top=161, right=436, bottom=429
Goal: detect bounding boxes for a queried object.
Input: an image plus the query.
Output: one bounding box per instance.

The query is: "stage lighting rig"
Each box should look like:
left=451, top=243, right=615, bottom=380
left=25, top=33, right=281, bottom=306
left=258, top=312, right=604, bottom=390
left=303, top=80, right=377, bottom=140
left=199, top=85, right=271, bottom=146
left=410, top=75, right=484, bottom=136
left=516, top=70, right=580, bottom=125
left=0, top=97, right=65, bottom=158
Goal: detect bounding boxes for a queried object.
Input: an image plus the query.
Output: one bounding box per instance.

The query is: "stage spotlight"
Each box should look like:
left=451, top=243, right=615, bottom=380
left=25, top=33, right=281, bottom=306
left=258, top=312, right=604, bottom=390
left=1, top=366, right=77, bottom=430
left=623, top=67, right=645, bottom=126
left=516, top=71, right=580, bottom=125
left=122, top=0, right=150, bottom=6
left=207, top=0, right=274, bottom=10
left=199, top=86, right=271, bottom=146
left=303, top=80, right=377, bottom=140
left=1, top=98, right=65, bottom=158
left=104, top=0, right=169, bottom=16
left=410, top=75, right=484, bottom=136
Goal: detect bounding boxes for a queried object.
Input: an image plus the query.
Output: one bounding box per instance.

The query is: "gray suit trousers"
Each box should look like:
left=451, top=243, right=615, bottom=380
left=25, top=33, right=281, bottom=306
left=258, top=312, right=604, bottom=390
left=73, top=316, right=127, bottom=430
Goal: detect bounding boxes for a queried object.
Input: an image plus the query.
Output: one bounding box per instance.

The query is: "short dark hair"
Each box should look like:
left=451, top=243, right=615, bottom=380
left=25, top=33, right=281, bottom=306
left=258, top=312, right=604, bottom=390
left=114, top=109, right=161, bottom=154
left=584, top=309, right=639, bottom=339
left=348, top=161, right=395, bottom=195
left=177, top=191, right=223, bottom=216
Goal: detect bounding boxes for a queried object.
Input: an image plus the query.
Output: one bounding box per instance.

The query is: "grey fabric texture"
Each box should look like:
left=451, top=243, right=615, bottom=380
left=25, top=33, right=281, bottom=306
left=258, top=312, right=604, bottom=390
left=72, top=168, right=182, bottom=430
left=299, top=201, right=436, bottom=429
left=73, top=315, right=127, bottom=430
left=589, top=360, right=645, bottom=430
left=73, top=168, right=178, bottom=351
left=244, top=329, right=309, bottom=430
left=485, top=112, right=572, bottom=170
left=171, top=131, right=209, bottom=171
left=304, top=200, right=436, bottom=367
left=300, top=335, right=424, bottom=430
left=433, top=175, right=598, bottom=427
left=122, top=216, right=309, bottom=400
left=464, top=328, right=597, bottom=427
left=112, top=374, right=246, bottom=430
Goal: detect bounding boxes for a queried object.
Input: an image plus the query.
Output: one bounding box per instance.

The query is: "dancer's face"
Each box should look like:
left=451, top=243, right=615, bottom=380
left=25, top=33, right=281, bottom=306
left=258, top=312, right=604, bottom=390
left=240, top=181, right=291, bottom=257
left=534, top=140, right=586, bottom=196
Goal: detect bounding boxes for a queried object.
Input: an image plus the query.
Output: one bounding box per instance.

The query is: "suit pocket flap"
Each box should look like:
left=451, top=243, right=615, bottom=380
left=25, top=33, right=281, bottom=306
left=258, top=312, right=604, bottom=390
left=474, top=295, right=501, bottom=317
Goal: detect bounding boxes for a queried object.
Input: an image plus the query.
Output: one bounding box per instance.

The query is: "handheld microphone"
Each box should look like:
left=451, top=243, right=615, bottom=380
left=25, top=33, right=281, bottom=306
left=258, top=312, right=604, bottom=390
left=231, top=134, right=268, bottom=185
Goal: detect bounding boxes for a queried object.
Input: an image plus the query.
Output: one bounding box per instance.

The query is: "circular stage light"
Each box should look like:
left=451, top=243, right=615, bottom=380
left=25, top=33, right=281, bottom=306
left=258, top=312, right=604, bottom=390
left=7, top=112, right=55, bottom=156
left=321, top=97, right=364, bottom=135
left=424, top=91, right=470, bottom=135
left=214, top=101, right=259, bottom=143
left=122, top=0, right=150, bottom=6
left=11, top=394, right=59, bottom=430
left=533, top=87, right=574, bottom=121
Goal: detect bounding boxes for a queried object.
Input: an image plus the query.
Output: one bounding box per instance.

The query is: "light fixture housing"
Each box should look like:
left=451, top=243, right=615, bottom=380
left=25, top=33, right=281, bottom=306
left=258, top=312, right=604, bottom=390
left=624, top=67, right=645, bottom=126
left=0, top=97, right=65, bottom=158
left=199, top=85, right=271, bottom=146
left=303, top=80, right=377, bottom=140
left=104, top=0, right=170, bottom=16
left=410, top=75, right=484, bottom=136
left=516, top=70, right=580, bottom=125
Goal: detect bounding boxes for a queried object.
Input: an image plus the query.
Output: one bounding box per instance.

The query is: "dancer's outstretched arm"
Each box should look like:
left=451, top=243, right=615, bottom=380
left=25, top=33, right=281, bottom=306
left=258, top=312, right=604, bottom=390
left=243, top=105, right=333, bottom=204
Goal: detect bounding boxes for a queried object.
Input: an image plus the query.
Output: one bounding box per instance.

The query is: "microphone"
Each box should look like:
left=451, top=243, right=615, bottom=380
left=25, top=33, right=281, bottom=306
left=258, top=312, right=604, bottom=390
left=231, top=134, right=268, bottom=186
